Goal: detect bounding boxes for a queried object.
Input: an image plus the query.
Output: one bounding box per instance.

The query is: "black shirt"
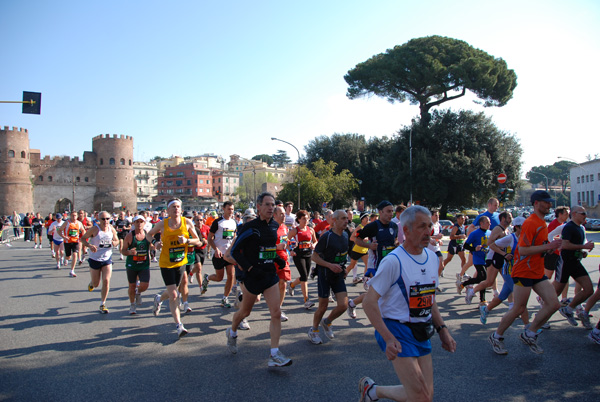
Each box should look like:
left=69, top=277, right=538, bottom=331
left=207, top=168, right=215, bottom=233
left=561, top=221, right=586, bottom=262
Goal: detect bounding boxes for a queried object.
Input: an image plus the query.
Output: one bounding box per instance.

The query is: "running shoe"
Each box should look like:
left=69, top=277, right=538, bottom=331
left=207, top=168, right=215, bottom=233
left=280, top=311, right=289, bottom=322
left=304, top=300, right=315, bottom=310
left=488, top=334, right=508, bottom=355
left=34, top=244, right=38, bottom=249
left=88, top=282, right=94, bottom=292
left=519, top=330, right=543, bottom=354
left=69, top=271, right=77, bottom=278
left=135, top=293, right=142, bottom=306
left=78, top=259, right=83, bottom=266
left=465, top=287, right=475, bottom=305
left=153, top=294, right=162, bottom=316
left=221, top=297, right=231, bottom=308
left=268, top=350, right=292, bottom=367
left=363, top=277, right=370, bottom=291
left=358, top=376, right=376, bottom=402
left=129, top=303, right=136, bottom=315
left=309, top=267, right=316, bottom=280
left=234, top=287, right=241, bottom=308
left=352, top=277, right=363, bottom=285
left=99, top=304, right=109, bottom=314
left=238, top=318, right=250, bottom=330
left=320, top=318, right=334, bottom=339
left=287, top=284, right=295, bottom=297
left=492, top=289, right=499, bottom=298
left=577, top=309, right=593, bottom=329
left=183, top=301, right=192, bottom=314
left=455, top=276, right=463, bottom=295
left=188, top=275, right=194, bottom=284
left=226, top=328, right=237, bottom=354
left=588, top=330, right=600, bottom=345
left=201, top=274, right=209, bottom=294
left=307, top=328, right=323, bottom=345
left=347, top=303, right=357, bottom=319
left=536, top=295, right=544, bottom=307
left=56, top=262, right=60, bottom=270
left=479, top=305, right=489, bottom=325
left=177, top=323, right=188, bottom=338
left=559, top=306, right=578, bottom=327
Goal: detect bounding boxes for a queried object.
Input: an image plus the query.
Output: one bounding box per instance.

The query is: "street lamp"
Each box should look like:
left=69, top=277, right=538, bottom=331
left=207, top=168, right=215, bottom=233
left=529, top=170, right=554, bottom=207
left=271, top=137, right=301, bottom=209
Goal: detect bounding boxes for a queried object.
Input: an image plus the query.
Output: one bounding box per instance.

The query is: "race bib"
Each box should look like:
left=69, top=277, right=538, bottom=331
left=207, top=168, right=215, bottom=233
left=99, top=239, right=112, bottom=248
left=333, top=251, right=348, bottom=264
left=68, top=229, right=78, bottom=237
left=409, top=284, right=435, bottom=318
left=169, top=247, right=185, bottom=263
left=456, top=239, right=464, bottom=245
left=259, top=246, right=276, bottom=262
left=222, top=230, right=234, bottom=240
left=133, top=252, right=147, bottom=262
left=299, top=241, right=311, bottom=249
left=382, top=246, right=396, bottom=257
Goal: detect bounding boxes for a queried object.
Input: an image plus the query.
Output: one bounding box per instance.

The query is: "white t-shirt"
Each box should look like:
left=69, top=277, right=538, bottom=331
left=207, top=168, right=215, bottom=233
left=49, top=221, right=64, bottom=241
left=427, top=222, right=441, bottom=253
left=88, top=227, right=115, bottom=262
left=210, top=217, right=237, bottom=253
left=369, top=246, right=438, bottom=323
left=284, top=213, right=296, bottom=229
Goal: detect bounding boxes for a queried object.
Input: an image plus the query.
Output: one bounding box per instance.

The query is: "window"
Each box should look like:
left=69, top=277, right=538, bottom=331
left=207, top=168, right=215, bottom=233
left=176, top=180, right=182, bottom=186
left=129, top=160, right=132, bottom=166
left=8, top=150, right=15, bottom=158
left=207, top=180, right=210, bottom=184
left=21, top=151, right=26, bottom=158
left=76, top=177, right=80, bottom=182
left=100, top=158, right=104, bottom=165
left=591, top=175, right=594, bottom=182
left=199, top=188, right=203, bottom=193
left=48, top=176, right=53, bottom=182
left=592, top=191, right=595, bottom=205
left=120, top=158, right=125, bottom=165
left=199, top=179, right=203, bottom=184
left=85, top=177, right=89, bottom=182
left=110, top=158, right=115, bottom=165
left=586, top=175, right=589, bottom=182
left=187, top=180, right=191, bottom=185
left=38, top=175, right=43, bottom=181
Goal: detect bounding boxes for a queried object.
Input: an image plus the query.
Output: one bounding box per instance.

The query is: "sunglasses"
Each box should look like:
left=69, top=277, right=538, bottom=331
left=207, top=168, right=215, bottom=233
left=100, top=218, right=111, bottom=221
left=575, top=211, right=587, bottom=216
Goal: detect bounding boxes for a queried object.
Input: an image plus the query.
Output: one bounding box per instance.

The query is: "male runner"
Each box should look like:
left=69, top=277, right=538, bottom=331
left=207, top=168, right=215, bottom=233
left=113, top=211, right=131, bottom=260
left=358, top=206, right=456, bottom=402
left=459, top=216, right=491, bottom=304
left=308, top=210, right=349, bottom=344
left=283, top=201, right=296, bottom=230
left=274, top=205, right=292, bottom=321
left=488, top=191, right=562, bottom=355
left=204, top=201, right=237, bottom=308
left=59, top=211, right=85, bottom=277
left=227, top=192, right=292, bottom=367
left=444, top=214, right=467, bottom=270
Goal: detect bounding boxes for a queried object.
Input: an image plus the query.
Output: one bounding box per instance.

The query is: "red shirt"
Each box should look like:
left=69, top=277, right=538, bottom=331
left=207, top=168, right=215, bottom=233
left=276, top=224, right=289, bottom=268
left=547, top=218, right=562, bottom=255
left=314, top=220, right=330, bottom=237
left=512, top=213, right=548, bottom=279
left=197, top=224, right=210, bottom=250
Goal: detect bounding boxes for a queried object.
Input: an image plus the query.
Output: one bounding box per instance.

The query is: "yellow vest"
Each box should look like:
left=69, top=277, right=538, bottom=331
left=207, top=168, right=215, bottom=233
left=352, top=223, right=369, bottom=254
left=159, top=217, right=189, bottom=268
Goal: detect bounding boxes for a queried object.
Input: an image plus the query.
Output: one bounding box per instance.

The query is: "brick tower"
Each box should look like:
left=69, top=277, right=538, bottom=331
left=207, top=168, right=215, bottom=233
left=92, top=134, right=137, bottom=212
left=0, top=126, right=34, bottom=216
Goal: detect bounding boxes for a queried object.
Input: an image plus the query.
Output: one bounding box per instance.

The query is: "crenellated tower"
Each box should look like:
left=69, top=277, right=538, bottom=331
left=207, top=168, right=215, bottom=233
left=0, top=126, right=34, bottom=215
left=92, top=134, right=137, bottom=212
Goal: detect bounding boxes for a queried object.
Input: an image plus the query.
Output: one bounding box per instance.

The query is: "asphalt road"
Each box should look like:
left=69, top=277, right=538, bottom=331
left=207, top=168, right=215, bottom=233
left=1, top=236, right=599, bottom=402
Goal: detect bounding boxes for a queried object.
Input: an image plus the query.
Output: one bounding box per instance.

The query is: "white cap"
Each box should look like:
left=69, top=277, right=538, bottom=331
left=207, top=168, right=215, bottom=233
left=513, top=216, right=526, bottom=226
left=133, top=215, right=146, bottom=222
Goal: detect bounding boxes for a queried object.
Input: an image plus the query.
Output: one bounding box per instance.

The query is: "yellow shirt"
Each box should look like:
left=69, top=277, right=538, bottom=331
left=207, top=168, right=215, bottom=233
left=159, top=217, right=189, bottom=268
left=352, top=223, right=369, bottom=254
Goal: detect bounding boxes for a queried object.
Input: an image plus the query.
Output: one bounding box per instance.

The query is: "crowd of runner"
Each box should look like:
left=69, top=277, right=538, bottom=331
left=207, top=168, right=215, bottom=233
left=4, top=190, right=599, bottom=401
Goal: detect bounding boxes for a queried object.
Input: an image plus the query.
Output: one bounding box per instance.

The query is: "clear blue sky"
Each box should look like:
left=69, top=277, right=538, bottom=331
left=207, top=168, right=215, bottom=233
left=1, top=0, right=598, bottom=179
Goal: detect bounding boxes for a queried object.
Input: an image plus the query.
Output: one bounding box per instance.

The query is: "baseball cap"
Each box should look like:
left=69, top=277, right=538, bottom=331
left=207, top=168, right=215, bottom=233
left=55, top=213, right=62, bottom=218
left=133, top=215, right=145, bottom=222
left=360, top=212, right=369, bottom=220
left=530, top=190, right=554, bottom=205
left=377, top=200, right=393, bottom=211
left=153, top=211, right=159, bottom=215
left=183, top=211, right=193, bottom=219
left=243, top=208, right=256, bottom=219
left=513, top=216, right=526, bottom=226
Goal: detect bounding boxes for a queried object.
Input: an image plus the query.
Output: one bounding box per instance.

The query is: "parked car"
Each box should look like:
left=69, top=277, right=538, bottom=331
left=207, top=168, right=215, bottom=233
left=585, top=219, right=600, bottom=231
left=439, top=220, right=454, bottom=236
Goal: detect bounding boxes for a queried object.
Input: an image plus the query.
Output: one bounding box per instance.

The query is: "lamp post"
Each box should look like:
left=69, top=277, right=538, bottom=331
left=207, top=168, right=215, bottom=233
left=529, top=170, right=553, bottom=207
left=236, top=156, right=257, bottom=205
left=409, top=126, right=413, bottom=206
left=271, top=137, right=301, bottom=209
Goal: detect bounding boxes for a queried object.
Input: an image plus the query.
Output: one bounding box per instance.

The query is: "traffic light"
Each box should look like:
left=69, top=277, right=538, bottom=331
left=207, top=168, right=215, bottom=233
left=497, top=187, right=513, bottom=203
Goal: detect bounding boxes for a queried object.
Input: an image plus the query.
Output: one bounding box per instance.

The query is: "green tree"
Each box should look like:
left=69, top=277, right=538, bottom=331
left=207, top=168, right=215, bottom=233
left=527, top=160, right=576, bottom=193
left=345, top=36, right=517, bottom=124
left=252, top=154, right=273, bottom=166
left=271, top=150, right=291, bottom=167
left=277, top=159, right=358, bottom=210
left=385, top=109, right=522, bottom=216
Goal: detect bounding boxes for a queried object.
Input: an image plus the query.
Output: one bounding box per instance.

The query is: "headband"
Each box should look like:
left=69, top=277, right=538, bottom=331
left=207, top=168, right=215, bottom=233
left=167, top=199, right=182, bottom=208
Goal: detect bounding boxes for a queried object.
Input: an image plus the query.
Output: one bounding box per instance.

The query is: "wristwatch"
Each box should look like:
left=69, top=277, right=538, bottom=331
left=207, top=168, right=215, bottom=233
left=435, top=324, right=448, bottom=333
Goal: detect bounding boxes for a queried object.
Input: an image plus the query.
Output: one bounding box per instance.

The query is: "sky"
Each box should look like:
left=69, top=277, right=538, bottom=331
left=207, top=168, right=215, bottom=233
left=1, top=0, right=599, bottom=180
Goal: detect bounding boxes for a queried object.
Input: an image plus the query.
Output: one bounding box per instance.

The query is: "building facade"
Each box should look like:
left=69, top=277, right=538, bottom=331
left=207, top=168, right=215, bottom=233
left=134, top=162, right=159, bottom=208
left=570, top=159, right=600, bottom=210
left=0, top=126, right=136, bottom=215
left=155, top=162, right=215, bottom=205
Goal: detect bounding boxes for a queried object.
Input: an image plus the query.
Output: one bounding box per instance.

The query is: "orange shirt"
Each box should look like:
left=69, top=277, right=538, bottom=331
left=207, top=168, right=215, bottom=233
left=511, top=214, right=548, bottom=279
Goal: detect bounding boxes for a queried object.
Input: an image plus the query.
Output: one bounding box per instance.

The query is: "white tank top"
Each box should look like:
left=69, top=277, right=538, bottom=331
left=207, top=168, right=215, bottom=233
left=89, top=227, right=114, bottom=262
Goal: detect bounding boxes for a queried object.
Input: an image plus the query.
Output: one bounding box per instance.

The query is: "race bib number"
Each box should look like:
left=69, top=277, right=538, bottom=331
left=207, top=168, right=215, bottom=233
left=222, top=230, right=234, bottom=240
left=409, top=284, right=435, bottom=318
left=299, top=241, right=311, bottom=249
left=68, top=229, right=78, bottom=237
left=99, top=239, right=112, bottom=248
left=169, top=247, right=185, bottom=263
left=382, top=246, right=396, bottom=257
left=456, top=239, right=464, bottom=245
left=259, top=246, right=276, bottom=262
left=133, top=252, right=147, bottom=262
left=333, top=251, right=348, bottom=264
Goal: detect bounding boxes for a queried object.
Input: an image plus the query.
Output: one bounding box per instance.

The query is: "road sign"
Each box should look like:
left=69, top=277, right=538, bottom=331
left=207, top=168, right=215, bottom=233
left=497, top=173, right=507, bottom=184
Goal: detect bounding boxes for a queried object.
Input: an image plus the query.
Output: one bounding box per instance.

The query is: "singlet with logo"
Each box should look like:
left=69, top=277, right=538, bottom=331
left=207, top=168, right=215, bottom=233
left=494, top=233, right=518, bottom=276
left=125, top=231, right=151, bottom=271
left=369, top=246, right=438, bottom=323
left=284, top=213, right=296, bottom=230
left=448, top=223, right=466, bottom=247
left=64, top=221, right=83, bottom=243
left=293, top=226, right=313, bottom=257
left=89, top=227, right=115, bottom=262
left=159, top=217, right=189, bottom=269
left=210, top=217, right=237, bottom=253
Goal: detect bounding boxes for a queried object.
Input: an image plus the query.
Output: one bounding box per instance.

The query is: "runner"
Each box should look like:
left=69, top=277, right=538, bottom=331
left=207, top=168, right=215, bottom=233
left=44, top=213, right=54, bottom=251
left=358, top=206, right=456, bottom=402
left=178, top=211, right=197, bottom=314
left=287, top=210, right=318, bottom=309
left=283, top=201, right=296, bottom=230
left=59, top=211, right=85, bottom=277
left=273, top=205, right=292, bottom=321
left=121, top=215, right=152, bottom=315
left=81, top=211, right=119, bottom=313
left=347, top=201, right=399, bottom=319
left=444, top=214, right=467, bottom=271
left=553, top=205, right=595, bottom=327
left=345, top=212, right=370, bottom=285
left=204, top=201, right=237, bottom=308
left=48, top=213, right=65, bottom=269
left=113, top=211, right=131, bottom=260
left=227, top=192, right=292, bottom=367
left=427, top=209, right=444, bottom=279
left=146, top=198, right=200, bottom=338
left=189, top=213, right=209, bottom=294
left=457, top=216, right=491, bottom=305
left=31, top=212, right=43, bottom=248
left=488, top=190, right=562, bottom=355
left=77, top=210, right=93, bottom=265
